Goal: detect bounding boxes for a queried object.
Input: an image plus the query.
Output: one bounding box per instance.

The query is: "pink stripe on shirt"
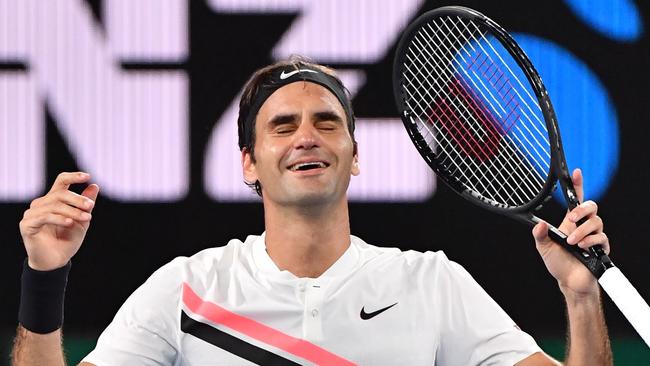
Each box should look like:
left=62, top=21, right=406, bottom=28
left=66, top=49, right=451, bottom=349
left=182, top=282, right=356, bottom=366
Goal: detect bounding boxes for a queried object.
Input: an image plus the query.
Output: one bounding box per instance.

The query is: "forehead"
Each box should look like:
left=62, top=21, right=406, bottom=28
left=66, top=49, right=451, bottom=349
left=256, top=82, right=346, bottom=122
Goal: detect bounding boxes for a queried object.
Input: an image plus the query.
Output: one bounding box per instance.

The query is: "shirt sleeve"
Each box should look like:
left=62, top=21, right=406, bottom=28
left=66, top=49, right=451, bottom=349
left=82, top=258, right=186, bottom=366
left=433, top=256, right=542, bottom=365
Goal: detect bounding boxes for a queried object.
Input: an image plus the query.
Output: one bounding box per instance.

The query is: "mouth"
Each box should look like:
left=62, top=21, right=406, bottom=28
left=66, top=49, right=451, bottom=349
left=287, top=161, right=330, bottom=172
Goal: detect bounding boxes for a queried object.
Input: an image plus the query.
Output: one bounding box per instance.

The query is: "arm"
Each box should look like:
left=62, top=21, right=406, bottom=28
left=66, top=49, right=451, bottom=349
left=11, top=327, right=65, bottom=366
left=12, top=327, right=96, bottom=366
left=517, top=169, right=612, bottom=366
left=11, top=172, right=99, bottom=366
left=516, top=287, right=610, bottom=366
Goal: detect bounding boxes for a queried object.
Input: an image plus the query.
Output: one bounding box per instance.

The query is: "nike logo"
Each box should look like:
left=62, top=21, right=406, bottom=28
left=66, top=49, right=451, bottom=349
left=360, top=302, right=398, bottom=320
left=280, top=68, right=318, bottom=80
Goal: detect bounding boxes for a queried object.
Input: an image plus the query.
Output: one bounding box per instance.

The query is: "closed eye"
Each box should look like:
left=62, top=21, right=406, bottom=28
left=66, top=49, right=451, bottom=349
left=313, top=111, right=344, bottom=132
left=268, top=113, right=298, bottom=134
left=275, top=125, right=296, bottom=134
left=316, top=123, right=338, bottom=131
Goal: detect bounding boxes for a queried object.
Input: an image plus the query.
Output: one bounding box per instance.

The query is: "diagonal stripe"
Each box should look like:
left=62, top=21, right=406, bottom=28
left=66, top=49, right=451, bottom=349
left=181, top=310, right=301, bottom=365
left=182, top=283, right=356, bottom=366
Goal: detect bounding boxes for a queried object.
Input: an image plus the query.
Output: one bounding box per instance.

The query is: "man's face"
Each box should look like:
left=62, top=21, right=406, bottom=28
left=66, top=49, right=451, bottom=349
left=242, top=81, right=359, bottom=207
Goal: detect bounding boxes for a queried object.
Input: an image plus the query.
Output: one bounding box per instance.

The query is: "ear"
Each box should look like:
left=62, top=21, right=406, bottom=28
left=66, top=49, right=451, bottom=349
left=351, top=153, right=360, bottom=176
left=242, top=148, right=258, bottom=183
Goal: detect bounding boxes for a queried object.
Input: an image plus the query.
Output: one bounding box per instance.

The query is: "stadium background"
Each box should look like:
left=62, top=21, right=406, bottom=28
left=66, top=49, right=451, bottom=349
left=1, top=0, right=649, bottom=363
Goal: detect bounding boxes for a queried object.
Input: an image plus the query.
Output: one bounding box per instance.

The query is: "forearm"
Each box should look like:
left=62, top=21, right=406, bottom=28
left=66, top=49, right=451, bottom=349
left=11, top=325, right=66, bottom=366
left=562, top=288, right=612, bottom=366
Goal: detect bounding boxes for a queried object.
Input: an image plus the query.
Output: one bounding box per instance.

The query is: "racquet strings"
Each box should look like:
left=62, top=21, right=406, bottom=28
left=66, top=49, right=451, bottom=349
left=399, top=16, right=552, bottom=208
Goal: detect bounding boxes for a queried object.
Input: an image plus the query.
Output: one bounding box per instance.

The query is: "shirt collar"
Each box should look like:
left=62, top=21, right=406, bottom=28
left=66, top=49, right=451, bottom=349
left=251, top=232, right=360, bottom=281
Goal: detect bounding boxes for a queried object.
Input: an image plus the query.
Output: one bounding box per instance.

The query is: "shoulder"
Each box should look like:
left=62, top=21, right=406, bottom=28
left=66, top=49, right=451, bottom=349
left=95, top=237, right=253, bottom=332
left=82, top=237, right=259, bottom=364
left=120, top=236, right=254, bottom=309
left=350, top=235, right=488, bottom=299
left=150, top=236, right=251, bottom=280
left=351, top=235, right=462, bottom=277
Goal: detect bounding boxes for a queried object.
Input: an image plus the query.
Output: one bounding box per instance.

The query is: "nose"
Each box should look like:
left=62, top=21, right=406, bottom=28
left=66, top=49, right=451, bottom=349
left=293, top=121, right=320, bottom=150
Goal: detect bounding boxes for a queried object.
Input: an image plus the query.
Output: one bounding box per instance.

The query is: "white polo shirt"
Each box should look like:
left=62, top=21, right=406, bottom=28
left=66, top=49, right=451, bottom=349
left=83, top=234, right=541, bottom=365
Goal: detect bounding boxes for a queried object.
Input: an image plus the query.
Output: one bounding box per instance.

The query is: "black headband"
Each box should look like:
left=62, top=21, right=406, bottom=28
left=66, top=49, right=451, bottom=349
left=238, top=65, right=354, bottom=150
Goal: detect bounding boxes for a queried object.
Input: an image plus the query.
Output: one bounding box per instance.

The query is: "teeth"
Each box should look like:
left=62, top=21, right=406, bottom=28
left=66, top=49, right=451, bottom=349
left=289, top=161, right=327, bottom=171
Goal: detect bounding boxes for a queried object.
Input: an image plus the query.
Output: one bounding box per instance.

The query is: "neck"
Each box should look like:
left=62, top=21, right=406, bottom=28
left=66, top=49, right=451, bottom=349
left=262, top=198, right=351, bottom=278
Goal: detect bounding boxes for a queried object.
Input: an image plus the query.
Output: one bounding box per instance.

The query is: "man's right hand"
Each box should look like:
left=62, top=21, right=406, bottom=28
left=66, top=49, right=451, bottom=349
left=19, top=172, right=99, bottom=271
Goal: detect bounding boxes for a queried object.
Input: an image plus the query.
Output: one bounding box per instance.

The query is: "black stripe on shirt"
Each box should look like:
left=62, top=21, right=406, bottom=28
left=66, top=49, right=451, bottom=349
left=180, top=310, right=302, bottom=365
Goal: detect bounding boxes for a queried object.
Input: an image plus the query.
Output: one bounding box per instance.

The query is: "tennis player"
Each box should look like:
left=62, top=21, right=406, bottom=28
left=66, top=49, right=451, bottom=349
left=12, top=57, right=612, bottom=365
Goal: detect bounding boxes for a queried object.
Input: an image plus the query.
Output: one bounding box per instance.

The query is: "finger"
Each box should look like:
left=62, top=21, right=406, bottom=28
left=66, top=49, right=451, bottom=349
left=39, top=190, right=96, bottom=212
left=21, top=213, right=74, bottom=233
left=572, top=168, right=584, bottom=203
left=532, top=221, right=553, bottom=246
left=566, top=215, right=603, bottom=244
left=559, top=200, right=597, bottom=234
left=558, top=212, right=578, bottom=236
left=81, top=184, right=100, bottom=211
left=567, top=200, right=598, bottom=223
left=577, top=232, right=610, bottom=254
left=49, top=172, right=91, bottom=193
left=26, top=202, right=92, bottom=223
left=29, top=196, right=43, bottom=209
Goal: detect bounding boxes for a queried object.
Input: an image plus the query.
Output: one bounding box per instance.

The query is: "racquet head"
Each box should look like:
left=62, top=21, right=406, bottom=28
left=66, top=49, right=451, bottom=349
left=393, top=6, right=577, bottom=217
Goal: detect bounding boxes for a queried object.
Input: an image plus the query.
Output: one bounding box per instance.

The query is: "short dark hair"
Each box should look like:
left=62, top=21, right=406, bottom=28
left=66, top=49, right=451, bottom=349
left=237, top=56, right=357, bottom=196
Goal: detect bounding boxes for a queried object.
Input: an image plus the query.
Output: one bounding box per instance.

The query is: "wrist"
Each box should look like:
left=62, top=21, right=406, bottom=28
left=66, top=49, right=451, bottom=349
left=27, top=259, right=67, bottom=272
left=26, top=252, right=70, bottom=272
left=18, top=259, right=72, bottom=334
left=560, top=283, right=601, bottom=307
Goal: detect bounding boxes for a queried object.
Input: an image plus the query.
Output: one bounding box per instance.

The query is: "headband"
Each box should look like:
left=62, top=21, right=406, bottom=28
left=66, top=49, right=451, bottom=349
left=238, top=65, right=355, bottom=150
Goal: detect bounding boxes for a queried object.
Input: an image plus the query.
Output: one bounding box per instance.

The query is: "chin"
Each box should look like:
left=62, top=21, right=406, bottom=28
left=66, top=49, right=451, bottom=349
left=279, top=187, right=345, bottom=208
left=291, top=192, right=335, bottom=207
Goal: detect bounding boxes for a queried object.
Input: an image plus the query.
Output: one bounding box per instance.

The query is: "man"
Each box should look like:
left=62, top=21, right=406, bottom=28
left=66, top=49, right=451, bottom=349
left=12, top=57, right=612, bottom=365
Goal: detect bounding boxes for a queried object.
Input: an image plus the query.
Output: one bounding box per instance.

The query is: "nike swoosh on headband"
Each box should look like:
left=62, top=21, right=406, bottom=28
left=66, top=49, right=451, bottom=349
left=280, top=68, right=319, bottom=80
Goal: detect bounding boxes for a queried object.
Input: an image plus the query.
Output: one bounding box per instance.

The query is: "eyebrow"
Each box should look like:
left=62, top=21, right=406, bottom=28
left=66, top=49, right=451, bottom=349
left=313, top=110, right=344, bottom=124
left=267, top=113, right=298, bottom=127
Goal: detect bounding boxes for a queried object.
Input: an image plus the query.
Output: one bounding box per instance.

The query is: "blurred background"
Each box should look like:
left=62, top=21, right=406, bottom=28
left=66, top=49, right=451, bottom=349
left=1, top=0, right=649, bottom=364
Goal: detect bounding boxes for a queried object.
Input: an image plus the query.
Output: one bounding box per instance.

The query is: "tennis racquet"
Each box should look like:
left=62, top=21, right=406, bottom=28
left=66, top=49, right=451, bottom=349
left=392, top=5, right=650, bottom=346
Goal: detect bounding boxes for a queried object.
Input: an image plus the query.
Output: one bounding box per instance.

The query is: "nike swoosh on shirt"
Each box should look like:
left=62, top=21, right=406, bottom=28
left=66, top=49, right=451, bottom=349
left=280, top=68, right=318, bottom=79
left=360, top=302, right=398, bottom=320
